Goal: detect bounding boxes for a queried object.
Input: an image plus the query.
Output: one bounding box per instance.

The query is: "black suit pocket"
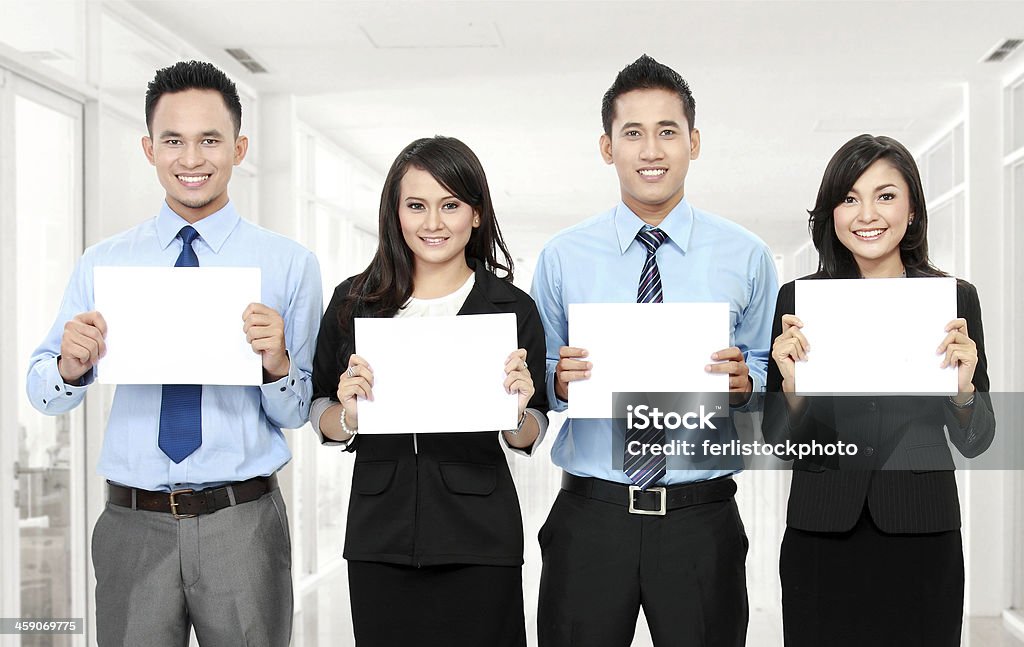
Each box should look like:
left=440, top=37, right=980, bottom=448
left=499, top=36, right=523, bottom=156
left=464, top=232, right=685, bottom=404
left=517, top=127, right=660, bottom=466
left=908, top=443, right=956, bottom=473
left=439, top=462, right=496, bottom=496
left=352, top=461, right=397, bottom=495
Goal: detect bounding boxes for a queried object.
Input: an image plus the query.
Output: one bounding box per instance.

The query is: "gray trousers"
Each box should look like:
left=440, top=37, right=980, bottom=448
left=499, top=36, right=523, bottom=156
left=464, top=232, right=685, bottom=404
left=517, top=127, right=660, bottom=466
left=91, top=487, right=293, bottom=646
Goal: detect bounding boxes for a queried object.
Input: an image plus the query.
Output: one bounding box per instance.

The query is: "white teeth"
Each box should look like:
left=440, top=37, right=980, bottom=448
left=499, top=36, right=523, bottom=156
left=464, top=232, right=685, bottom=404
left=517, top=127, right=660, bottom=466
left=855, top=229, right=884, bottom=238
left=422, top=237, right=446, bottom=245
left=178, top=175, right=209, bottom=183
left=639, top=169, right=666, bottom=177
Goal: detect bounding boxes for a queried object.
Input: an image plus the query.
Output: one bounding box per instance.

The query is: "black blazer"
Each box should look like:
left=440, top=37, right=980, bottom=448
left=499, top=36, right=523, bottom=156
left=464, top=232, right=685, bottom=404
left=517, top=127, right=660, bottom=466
left=312, top=260, right=549, bottom=567
left=764, top=273, right=995, bottom=534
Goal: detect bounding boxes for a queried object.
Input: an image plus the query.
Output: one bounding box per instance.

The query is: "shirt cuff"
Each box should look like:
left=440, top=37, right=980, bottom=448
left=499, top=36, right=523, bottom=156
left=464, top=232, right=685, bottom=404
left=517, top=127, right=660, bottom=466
left=260, top=353, right=305, bottom=404
left=310, top=397, right=344, bottom=446
left=35, top=356, right=90, bottom=411
left=501, top=408, right=549, bottom=457
left=546, top=367, right=568, bottom=413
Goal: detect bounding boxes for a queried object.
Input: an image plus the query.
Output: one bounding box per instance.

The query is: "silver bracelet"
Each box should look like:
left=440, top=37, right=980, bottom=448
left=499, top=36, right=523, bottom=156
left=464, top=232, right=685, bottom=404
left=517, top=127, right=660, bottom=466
left=506, top=410, right=529, bottom=436
left=948, top=394, right=975, bottom=409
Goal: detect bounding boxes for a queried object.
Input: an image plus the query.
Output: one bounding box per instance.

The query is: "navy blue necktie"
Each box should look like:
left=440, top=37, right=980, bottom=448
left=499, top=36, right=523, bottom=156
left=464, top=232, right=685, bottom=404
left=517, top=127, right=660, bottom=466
left=158, top=225, right=202, bottom=463
left=624, top=227, right=668, bottom=489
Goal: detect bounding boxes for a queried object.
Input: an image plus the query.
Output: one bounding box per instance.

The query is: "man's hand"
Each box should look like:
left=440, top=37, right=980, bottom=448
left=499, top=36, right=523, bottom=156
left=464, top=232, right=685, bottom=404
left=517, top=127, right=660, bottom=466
left=243, top=303, right=289, bottom=381
left=706, top=346, right=752, bottom=406
left=58, top=311, right=108, bottom=383
left=554, top=346, right=591, bottom=402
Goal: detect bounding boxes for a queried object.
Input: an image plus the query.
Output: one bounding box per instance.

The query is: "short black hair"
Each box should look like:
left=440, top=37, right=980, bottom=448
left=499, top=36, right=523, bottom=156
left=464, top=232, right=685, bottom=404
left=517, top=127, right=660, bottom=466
left=808, top=134, right=945, bottom=278
left=145, top=60, right=242, bottom=136
left=601, top=54, right=696, bottom=136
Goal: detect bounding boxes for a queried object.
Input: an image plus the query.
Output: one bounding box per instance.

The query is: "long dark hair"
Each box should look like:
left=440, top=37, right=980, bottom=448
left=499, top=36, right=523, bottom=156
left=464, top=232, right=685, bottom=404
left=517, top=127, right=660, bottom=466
left=340, top=136, right=514, bottom=327
left=808, top=134, right=946, bottom=278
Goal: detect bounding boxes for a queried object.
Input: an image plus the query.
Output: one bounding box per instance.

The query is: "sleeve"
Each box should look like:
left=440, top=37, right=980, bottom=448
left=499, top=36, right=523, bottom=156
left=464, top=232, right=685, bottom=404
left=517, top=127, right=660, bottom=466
left=26, top=254, right=94, bottom=415
left=501, top=290, right=551, bottom=457
left=944, top=280, right=995, bottom=458
left=530, top=243, right=569, bottom=413
left=732, top=244, right=779, bottom=411
left=260, top=250, right=323, bottom=429
left=311, top=279, right=358, bottom=450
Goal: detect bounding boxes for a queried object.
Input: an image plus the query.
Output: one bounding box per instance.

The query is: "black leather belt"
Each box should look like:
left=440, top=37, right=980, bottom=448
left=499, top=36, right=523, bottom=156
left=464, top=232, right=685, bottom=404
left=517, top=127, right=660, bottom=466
left=107, top=474, right=278, bottom=519
left=561, top=472, right=736, bottom=516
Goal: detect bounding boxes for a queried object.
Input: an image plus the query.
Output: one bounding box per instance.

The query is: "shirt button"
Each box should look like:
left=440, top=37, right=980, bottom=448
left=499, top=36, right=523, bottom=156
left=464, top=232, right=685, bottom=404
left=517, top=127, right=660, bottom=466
left=864, top=446, right=875, bottom=457
left=279, top=386, right=286, bottom=392
left=867, top=401, right=877, bottom=412
left=55, top=385, right=61, bottom=391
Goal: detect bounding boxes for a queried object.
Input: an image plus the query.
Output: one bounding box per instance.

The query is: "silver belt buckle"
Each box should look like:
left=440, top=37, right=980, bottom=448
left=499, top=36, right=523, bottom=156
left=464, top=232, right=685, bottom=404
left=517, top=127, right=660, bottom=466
left=628, top=485, right=667, bottom=516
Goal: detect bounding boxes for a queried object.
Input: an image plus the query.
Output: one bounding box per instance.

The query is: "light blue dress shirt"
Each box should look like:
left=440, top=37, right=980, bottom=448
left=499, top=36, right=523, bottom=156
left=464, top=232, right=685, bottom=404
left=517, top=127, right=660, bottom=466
left=26, top=201, right=323, bottom=492
left=531, top=198, right=778, bottom=485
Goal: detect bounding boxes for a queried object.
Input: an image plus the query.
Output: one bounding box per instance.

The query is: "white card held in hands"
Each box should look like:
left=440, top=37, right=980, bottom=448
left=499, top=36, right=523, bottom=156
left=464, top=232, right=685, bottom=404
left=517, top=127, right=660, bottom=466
left=567, top=302, right=730, bottom=419
left=795, top=277, right=957, bottom=394
left=94, top=266, right=263, bottom=385
left=354, top=313, right=519, bottom=433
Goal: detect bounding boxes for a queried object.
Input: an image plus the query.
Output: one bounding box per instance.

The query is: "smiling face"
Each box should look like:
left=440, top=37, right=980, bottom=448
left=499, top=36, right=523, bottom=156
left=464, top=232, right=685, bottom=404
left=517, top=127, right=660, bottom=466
left=600, top=87, right=700, bottom=225
left=833, top=159, right=913, bottom=277
left=142, top=88, right=247, bottom=223
left=398, top=166, right=479, bottom=275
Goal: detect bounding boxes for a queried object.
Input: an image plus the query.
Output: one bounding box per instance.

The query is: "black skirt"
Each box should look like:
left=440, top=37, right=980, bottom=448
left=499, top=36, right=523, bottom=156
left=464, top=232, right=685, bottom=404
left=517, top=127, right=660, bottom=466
left=781, top=506, right=964, bottom=647
left=347, top=560, right=526, bottom=647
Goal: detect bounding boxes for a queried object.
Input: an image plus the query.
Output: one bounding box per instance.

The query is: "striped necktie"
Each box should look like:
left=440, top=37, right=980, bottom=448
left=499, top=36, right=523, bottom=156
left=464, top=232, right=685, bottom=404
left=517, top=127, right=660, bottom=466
left=158, top=225, right=203, bottom=463
left=624, top=227, right=668, bottom=489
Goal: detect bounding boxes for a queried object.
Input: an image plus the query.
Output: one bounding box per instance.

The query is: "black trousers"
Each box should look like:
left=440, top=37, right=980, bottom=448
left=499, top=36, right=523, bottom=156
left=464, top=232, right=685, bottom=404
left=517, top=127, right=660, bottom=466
left=781, top=507, right=964, bottom=647
left=537, top=486, right=749, bottom=647
left=347, top=560, right=526, bottom=647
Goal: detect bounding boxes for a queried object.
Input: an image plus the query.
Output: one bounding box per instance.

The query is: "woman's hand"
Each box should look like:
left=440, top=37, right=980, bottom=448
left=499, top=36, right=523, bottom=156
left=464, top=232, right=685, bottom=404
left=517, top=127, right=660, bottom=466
left=938, top=318, right=977, bottom=401
left=504, top=348, right=534, bottom=418
left=772, top=314, right=810, bottom=393
left=337, top=354, right=374, bottom=431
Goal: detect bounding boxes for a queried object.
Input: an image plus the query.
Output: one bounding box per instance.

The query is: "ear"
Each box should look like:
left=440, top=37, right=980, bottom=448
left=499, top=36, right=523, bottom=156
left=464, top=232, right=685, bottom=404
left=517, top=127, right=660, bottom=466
left=141, top=135, right=156, bottom=166
left=472, top=209, right=481, bottom=228
left=689, top=128, right=701, bottom=160
left=599, top=133, right=613, bottom=165
left=234, top=135, right=249, bottom=166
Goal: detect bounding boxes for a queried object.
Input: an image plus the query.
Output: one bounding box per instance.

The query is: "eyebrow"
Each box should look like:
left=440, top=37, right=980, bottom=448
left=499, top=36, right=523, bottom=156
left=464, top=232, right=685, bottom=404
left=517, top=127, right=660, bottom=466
left=850, top=183, right=899, bottom=194
left=404, top=195, right=458, bottom=202
left=619, top=120, right=682, bottom=132
left=157, top=130, right=225, bottom=139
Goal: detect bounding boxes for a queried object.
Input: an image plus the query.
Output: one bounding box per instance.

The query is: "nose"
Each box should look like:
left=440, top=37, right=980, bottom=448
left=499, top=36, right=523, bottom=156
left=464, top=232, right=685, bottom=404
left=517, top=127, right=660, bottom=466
left=640, top=133, right=664, bottom=162
left=423, top=206, right=444, bottom=231
left=857, top=201, right=879, bottom=224
left=180, top=143, right=203, bottom=168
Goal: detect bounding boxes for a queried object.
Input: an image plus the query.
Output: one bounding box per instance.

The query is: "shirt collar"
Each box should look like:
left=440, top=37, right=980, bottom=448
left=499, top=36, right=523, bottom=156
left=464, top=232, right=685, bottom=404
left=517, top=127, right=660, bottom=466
left=156, top=201, right=240, bottom=253
left=613, top=198, right=694, bottom=255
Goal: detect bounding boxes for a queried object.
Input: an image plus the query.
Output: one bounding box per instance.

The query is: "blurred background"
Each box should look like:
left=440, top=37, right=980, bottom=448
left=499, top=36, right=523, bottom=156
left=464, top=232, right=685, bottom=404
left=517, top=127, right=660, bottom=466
left=1, top=1, right=1022, bottom=645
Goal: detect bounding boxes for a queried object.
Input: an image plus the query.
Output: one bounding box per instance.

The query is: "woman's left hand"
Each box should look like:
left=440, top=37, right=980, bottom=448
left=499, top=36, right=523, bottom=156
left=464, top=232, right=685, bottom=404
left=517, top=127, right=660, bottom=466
left=504, top=348, right=534, bottom=417
left=938, top=318, right=978, bottom=398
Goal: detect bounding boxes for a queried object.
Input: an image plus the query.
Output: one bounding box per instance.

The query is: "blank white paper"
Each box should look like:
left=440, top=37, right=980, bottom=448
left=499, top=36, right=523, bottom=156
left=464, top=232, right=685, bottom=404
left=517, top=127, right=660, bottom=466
left=795, top=277, right=958, bottom=394
left=94, top=266, right=263, bottom=385
left=354, top=313, right=519, bottom=434
left=567, top=303, right=730, bottom=419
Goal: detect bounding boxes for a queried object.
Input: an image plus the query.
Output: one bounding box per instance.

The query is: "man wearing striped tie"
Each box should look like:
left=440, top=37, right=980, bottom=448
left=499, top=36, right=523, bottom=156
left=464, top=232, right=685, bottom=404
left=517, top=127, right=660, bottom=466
left=531, top=54, right=779, bottom=647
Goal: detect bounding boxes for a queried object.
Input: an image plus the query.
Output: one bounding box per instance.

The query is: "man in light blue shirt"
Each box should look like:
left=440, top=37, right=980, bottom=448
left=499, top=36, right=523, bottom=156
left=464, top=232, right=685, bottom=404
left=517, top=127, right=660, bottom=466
left=532, top=55, right=777, bottom=647
left=26, top=61, right=321, bottom=646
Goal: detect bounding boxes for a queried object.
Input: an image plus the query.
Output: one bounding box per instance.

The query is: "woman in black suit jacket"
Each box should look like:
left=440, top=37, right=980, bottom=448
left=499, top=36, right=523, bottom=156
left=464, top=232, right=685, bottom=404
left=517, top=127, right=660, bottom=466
left=765, top=134, right=995, bottom=647
left=311, top=137, right=549, bottom=647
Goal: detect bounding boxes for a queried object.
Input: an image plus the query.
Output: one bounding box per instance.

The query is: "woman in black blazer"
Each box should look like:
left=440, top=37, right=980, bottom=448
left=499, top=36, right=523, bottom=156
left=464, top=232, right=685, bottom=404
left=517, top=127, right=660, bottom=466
left=310, top=137, right=549, bottom=647
left=765, top=134, right=995, bottom=647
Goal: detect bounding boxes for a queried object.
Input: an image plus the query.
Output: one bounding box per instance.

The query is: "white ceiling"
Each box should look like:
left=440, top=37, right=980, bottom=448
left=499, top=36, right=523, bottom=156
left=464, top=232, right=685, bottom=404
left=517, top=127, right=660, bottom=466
left=131, top=0, right=1024, bottom=258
